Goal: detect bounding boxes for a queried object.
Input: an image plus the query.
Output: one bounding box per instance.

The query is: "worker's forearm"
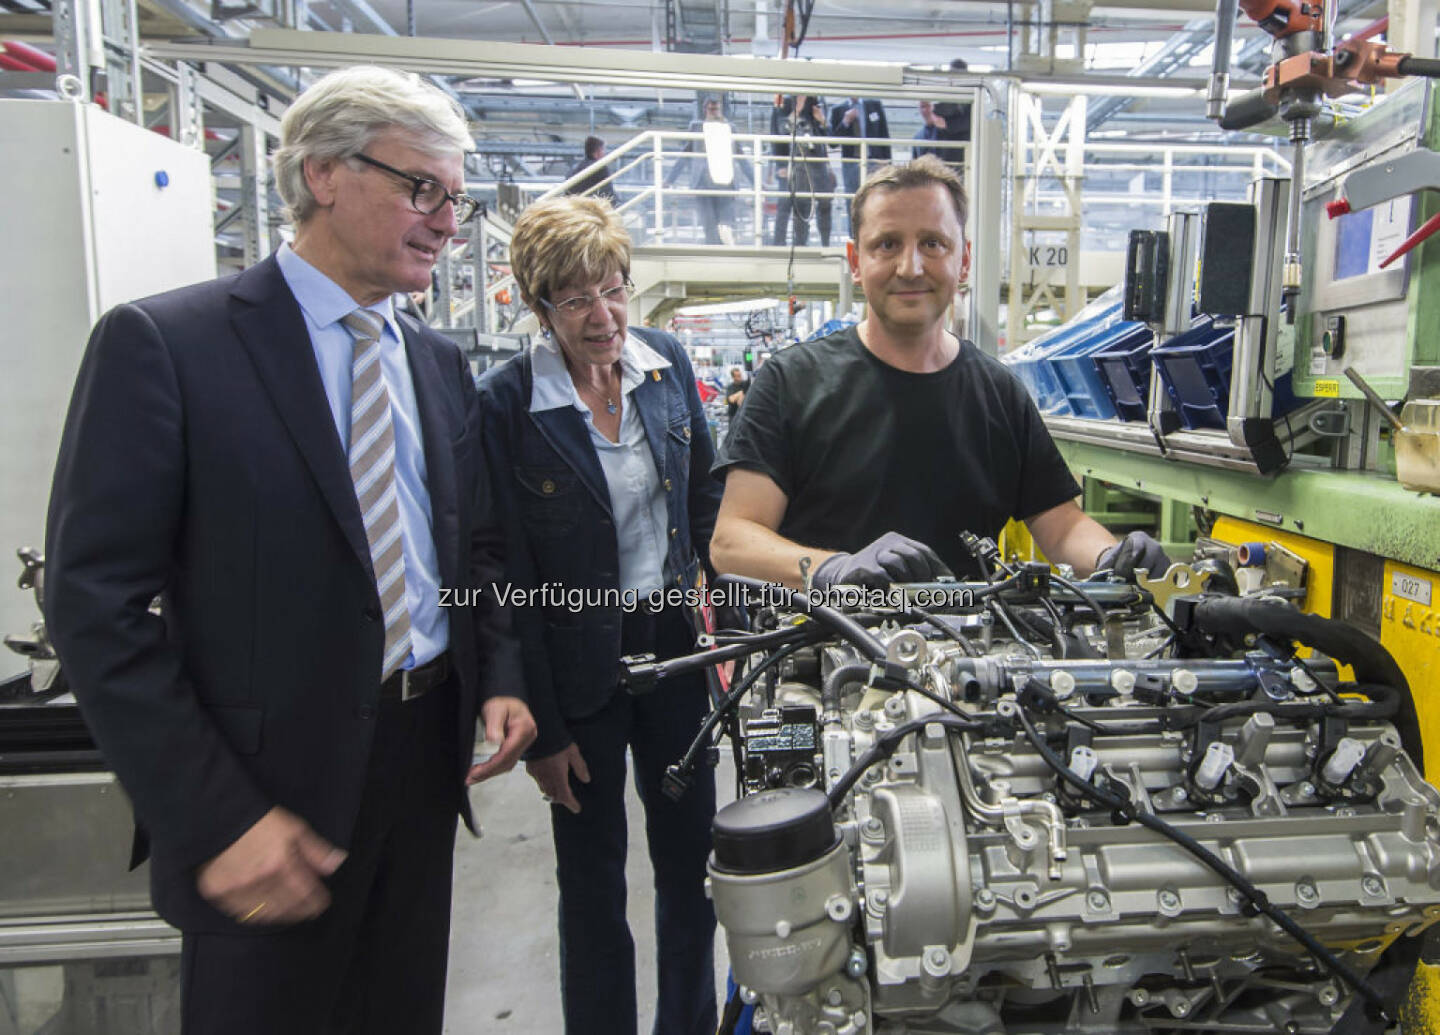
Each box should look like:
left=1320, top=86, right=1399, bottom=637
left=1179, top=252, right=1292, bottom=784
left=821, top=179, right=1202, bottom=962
left=710, top=515, right=837, bottom=590
left=1050, top=519, right=1117, bottom=577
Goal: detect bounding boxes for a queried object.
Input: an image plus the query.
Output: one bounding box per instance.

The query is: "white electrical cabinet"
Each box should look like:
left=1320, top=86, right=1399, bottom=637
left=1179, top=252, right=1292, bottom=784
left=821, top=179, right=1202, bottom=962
left=0, top=100, right=216, bottom=657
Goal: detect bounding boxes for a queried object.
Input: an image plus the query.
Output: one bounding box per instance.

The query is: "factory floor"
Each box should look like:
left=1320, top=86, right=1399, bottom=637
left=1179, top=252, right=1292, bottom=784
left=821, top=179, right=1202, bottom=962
left=445, top=755, right=735, bottom=1034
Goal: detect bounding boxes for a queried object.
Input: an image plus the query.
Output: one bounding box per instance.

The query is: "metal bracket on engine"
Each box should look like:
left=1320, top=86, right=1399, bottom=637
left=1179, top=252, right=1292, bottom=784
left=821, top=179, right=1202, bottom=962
left=1136, top=563, right=1214, bottom=615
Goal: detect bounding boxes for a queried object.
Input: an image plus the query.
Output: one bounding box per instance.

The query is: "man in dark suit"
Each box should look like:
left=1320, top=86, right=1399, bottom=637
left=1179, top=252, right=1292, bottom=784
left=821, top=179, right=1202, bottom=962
left=44, top=65, right=536, bottom=1034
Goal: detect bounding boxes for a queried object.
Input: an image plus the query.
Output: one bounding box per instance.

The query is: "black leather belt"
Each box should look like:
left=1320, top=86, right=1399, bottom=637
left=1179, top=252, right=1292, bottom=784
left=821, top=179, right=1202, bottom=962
left=379, top=652, right=451, bottom=702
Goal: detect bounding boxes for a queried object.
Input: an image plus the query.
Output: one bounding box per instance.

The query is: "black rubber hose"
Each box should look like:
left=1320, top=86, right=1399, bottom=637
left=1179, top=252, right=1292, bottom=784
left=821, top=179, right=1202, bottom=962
left=1013, top=703, right=1395, bottom=1023
left=1191, top=596, right=1420, bottom=765
left=906, top=604, right=981, bottom=657
left=826, top=712, right=984, bottom=808
left=1399, top=56, right=1440, bottom=78
left=822, top=661, right=872, bottom=713
left=716, top=574, right=888, bottom=662
left=674, top=641, right=809, bottom=780
left=1193, top=683, right=1399, bottom=727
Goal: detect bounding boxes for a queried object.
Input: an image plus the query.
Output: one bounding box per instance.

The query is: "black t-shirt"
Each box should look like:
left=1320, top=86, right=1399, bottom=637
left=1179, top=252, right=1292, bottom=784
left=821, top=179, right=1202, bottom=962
left=726, top=377, right=751, bottom=418
left=714, top=327, right=1081, bottom=578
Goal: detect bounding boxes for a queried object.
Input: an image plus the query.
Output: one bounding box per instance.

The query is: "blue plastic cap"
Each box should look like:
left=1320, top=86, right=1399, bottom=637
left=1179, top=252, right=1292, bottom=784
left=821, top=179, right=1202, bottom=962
left=1236, top=542, right=1267, bottom=567
left=154, top=170, right=170, bottom=188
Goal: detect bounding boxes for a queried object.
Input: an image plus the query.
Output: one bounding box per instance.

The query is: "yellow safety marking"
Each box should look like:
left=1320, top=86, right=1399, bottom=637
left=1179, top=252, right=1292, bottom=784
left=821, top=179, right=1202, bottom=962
left=1399, top=957, right=1440, bottom=1034
left=1314, top=378, right=1341, bottom=397
left=1382, top=558, right=1440, bottom=786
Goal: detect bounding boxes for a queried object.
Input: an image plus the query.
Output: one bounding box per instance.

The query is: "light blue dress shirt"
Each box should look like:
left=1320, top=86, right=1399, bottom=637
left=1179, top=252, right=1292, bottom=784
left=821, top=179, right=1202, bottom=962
left=529, top=332, right=671, bottom=594
left=275, top=244, right=446, bottom=668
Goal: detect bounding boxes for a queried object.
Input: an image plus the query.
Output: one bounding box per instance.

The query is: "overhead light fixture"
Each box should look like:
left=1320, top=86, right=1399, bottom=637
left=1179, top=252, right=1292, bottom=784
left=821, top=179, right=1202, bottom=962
left=675, top=298, right=782, bottom=317
left=702, top=120, right=736, bottom=187
left=1022, top=77, right=1206, bottom=98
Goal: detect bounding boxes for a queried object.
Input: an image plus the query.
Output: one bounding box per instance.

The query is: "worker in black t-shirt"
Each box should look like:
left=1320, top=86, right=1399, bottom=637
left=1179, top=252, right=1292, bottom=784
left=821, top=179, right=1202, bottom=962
left=725, top=367, right=750, bottom=419
left=711, top=155, right=1168, bottom=588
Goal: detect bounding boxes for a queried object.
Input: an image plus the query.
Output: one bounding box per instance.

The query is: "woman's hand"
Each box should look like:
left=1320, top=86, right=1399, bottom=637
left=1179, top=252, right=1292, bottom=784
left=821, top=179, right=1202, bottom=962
left=526, top=743, right=591, bottom=814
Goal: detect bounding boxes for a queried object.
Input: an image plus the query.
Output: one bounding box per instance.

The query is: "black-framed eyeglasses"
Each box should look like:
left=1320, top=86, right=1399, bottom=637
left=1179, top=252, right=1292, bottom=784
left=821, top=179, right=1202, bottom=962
left=540, top=279, right=633, bottom=317
left=351, top=153, right=479, bottom=223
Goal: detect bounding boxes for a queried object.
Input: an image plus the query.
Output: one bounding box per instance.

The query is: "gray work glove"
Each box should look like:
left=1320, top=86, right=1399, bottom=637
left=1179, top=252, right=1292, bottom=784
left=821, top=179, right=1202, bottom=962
left=812, top=532, right=952, bottom=589
left=1096, top=530, right=1172, bottom=581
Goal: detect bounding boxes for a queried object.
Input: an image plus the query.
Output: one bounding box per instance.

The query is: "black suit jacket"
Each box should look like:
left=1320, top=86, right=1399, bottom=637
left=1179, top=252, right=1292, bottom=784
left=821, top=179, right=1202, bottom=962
left=44, top=255, right=523, bottom=932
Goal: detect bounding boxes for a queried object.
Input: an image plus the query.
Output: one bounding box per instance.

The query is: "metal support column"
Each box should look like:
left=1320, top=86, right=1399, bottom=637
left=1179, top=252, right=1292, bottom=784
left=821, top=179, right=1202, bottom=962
left=171, top=62, right=204, bottom=148
left=1006, top=89, right=1085, bottom=346
left=239, top=123, right=272, bottom=266
left=971, top=83, right=1003, bottom=353
left=476, top=218, right=490, bottom=334
left=52, top=0, right=96, bottom=102
left=1227, top=176, right=1288, bottom=448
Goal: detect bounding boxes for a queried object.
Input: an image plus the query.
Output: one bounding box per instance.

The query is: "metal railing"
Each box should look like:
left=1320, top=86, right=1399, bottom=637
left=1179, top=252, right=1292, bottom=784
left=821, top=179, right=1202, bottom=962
left=537, top=129, right=972, bottom=249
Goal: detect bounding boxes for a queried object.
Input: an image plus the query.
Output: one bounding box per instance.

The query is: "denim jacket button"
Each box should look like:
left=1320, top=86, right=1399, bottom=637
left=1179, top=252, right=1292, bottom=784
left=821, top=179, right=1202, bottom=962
left=663, top=478, right=673, bottom=491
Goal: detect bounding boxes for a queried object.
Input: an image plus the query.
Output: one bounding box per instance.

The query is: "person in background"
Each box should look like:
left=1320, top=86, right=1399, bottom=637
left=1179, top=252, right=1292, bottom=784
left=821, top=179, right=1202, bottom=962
left=44, top=65, right=535, bottom=1034
left=668, top=97, right=752, bottom=245
left=829, top=96, right=891, bottom=227
left=913, top=60, right=973, bottom=173
left=770, top=95, right=835, bottom=247
left=711, top=156, right=1169, bottom=590
left=566, top=135, right=619, bottom=206
left=725, top=366, right=750, bottom=419
left=477, top=194, right=723, bottom=1035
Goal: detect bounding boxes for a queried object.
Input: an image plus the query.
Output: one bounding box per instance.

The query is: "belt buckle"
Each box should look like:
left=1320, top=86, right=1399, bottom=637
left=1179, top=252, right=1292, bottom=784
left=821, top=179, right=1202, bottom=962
left=400, top=668, right=419, bottom=702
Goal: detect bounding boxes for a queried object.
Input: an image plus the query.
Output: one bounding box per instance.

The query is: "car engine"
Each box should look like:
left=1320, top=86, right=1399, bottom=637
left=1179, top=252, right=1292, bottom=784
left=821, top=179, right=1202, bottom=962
left=629, top=554, right=1440, bottom=1034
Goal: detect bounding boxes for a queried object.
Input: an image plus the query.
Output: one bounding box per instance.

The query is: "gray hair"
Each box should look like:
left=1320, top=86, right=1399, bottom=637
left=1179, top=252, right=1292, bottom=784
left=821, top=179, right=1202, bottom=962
left=274, top=65, right=472, bottom=224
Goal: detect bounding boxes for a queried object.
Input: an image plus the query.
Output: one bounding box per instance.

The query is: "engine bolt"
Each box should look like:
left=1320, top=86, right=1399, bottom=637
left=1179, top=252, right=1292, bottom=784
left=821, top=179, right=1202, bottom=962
left=884, top=695, right=906, bottom=719
left=1172, top=668, right=1198, bottom=694
left=852, top=1011, right=868, bottom=1028
left=1130, top=989, right=1150, bottom=1006
left=1158, top=890, right=1181, bottom=912
left=862, top=817, right=884, bottom=839
left=1088, top=890, right=1110, bottom=911
left=1319, top=984, right=1340, bottom=1006
left=1173, top=787, right=1188, bottom=803
left=826, top=988, right=844, bottom=1007
left=846, top=948, right=868, bottom=978
left=974, top=887, right=996, bottom=910
left=1295, top=880, right=1319, bottom=906
left=925, top=947, right=950, bottom=974
left=870, top=889, right=889, bottom=911
left=1363, top=876, right=1385, bottom=897
left=853, top=710, right=874, bottom=730
left=1299, top=782, right=1316, bottom=797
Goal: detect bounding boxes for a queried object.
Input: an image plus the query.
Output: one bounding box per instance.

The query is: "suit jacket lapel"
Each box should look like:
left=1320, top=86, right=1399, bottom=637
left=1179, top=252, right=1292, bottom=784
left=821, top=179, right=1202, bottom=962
left=230, top=258, right=374, bottom=578
left=401, top=316, right=460, bottom=588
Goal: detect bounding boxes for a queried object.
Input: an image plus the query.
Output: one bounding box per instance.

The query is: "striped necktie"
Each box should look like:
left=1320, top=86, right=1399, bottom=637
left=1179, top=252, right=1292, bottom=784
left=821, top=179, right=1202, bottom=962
left=341, top=309, right=412, bottom=681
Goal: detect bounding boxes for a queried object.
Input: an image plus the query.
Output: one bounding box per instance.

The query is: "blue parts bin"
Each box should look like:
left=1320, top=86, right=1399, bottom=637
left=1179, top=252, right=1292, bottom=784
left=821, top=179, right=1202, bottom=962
left=1048, top=320, right=1152, bottom=420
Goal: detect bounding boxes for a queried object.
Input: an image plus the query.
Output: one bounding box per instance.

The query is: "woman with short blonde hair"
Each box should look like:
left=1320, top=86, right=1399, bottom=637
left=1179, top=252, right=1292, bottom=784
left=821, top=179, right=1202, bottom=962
left=477, top=194, right=722, bottom=1034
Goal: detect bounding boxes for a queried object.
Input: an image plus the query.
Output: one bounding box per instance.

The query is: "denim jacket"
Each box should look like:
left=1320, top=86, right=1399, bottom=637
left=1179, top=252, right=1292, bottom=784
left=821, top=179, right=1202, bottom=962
left=477, top=328, right=722, bottom=758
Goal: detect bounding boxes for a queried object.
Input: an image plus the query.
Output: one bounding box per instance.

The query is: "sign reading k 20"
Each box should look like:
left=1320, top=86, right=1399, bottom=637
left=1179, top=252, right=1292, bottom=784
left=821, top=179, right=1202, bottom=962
left=1027, top=244, right=1070, bottom=268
